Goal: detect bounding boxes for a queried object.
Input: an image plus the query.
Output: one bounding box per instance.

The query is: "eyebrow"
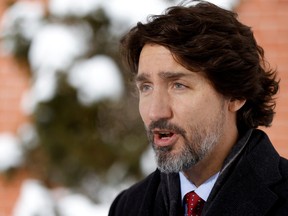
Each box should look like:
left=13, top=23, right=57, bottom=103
left=159, top=71, right=190, bottom=80
left=135, top=71, right=193, bottom=83
left=135, top=73, right=150, bottom=83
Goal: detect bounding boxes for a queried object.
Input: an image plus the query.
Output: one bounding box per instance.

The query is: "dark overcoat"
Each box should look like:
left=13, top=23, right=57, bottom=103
left=109, top=129, right=288, bottom=216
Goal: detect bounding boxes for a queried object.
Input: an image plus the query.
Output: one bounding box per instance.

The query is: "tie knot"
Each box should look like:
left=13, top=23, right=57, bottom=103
left=184, top=191, right=205, bottom=216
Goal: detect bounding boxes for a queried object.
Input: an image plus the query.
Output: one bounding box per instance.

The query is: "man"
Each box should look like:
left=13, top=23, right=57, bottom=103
left=109, top=1, right=288, bottom=215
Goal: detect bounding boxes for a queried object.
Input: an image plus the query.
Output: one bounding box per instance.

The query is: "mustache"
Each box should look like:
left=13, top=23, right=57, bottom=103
left=147, top=119, right=186, bottom=136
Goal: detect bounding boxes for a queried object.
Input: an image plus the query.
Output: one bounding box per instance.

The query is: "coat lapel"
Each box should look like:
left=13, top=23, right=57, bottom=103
left=154, top=172, right=183, bottom=216
left=204, top=159, right=279, bottom=215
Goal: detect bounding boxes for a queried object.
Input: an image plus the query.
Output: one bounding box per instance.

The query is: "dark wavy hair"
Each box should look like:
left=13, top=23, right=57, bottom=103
left=120, top=0, right=279, bottom=131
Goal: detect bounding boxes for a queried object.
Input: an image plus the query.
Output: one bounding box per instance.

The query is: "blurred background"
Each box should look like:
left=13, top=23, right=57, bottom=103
left=0, top=0, right=287, bottom=215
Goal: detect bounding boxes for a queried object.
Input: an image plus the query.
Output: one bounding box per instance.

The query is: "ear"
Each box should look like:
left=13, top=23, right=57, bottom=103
left=228, top=98, right=246, bottom=112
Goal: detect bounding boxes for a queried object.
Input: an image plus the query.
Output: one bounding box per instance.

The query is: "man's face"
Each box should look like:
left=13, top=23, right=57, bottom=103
left=136, top=44, right=231, bottom=173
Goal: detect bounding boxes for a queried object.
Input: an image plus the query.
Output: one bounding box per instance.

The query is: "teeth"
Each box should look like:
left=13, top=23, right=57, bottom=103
left=158, top=131, right=173, bottom=139
left=159, top=132, right=170, bottom=135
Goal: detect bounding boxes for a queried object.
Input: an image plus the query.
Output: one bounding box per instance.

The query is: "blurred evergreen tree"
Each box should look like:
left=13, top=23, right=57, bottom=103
left=3, top=3, right=152, bottom=202
left=27, top=73, right=147, bottom=190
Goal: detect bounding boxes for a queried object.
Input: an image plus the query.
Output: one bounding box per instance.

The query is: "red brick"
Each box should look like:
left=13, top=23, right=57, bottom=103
left=237, top=1, right=288, bottom=157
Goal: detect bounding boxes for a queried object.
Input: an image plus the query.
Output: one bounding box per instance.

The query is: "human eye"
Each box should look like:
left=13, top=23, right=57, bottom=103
left=137, top=83, right=153, bottom=94
left=173, top=82, right=187, bottom=89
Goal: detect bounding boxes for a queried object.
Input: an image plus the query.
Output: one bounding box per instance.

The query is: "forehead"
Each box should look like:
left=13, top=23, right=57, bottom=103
left=137, top=44, right=201, bottom=80
left=138, top=44, right=174, bottom=67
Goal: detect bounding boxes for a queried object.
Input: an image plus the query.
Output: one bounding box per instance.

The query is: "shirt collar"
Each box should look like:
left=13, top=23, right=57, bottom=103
left=179, top=171, right=219, bottom=202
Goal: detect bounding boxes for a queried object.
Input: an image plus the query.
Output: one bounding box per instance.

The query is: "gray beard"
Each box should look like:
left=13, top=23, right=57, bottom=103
left=153, top=127, right=222, bottom=173
left=148, top=110, right=225, bottom=173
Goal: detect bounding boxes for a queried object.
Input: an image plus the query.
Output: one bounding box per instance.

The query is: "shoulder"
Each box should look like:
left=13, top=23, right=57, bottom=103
left=250, top=130, right=288, bottom=197
left=247, top=129, right=288, bottom=174
left=279, top=156, right=288, bottom=180
left=266, top=156, right=288, bottom=214
left=108, top=169, right=161, bottom=216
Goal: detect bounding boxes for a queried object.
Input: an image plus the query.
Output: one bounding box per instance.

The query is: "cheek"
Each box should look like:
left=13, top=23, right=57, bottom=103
left=139, top=100, right=149, bottom=124
left=173, top=98, right=213, bottom=122
left=173, top=98, right=198, bottom=115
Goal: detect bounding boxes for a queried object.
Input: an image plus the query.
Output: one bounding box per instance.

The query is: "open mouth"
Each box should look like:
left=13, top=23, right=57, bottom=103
left=152, top=130, right=178, bottom=147
left=157, top=131, right=175, bottom=139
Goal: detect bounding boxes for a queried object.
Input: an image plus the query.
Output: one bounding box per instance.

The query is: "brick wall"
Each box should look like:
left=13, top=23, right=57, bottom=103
left=0, top=1, right=30, bottom=215
left=0, top=57, right=29, bottom=133
left=0, top=56, right=29, bottom=215
left=0, top=171, right=29, bottom=216
left=236, top=0, right=288, bottom=158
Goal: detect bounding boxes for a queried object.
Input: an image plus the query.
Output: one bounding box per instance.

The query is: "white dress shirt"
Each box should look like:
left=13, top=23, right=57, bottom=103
left=179, top=171, right=219, bottom=202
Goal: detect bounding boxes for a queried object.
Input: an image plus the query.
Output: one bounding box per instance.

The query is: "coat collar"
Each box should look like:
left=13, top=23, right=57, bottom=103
left=203, top=129, right=281, bottom=215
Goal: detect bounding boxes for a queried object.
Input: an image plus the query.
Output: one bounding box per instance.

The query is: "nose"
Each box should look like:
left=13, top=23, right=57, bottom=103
left=148, top=90, right=172, bottom=122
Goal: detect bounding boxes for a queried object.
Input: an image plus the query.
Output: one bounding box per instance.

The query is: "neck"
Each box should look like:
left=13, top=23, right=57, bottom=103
left=183, top=127, right=239, bottom=187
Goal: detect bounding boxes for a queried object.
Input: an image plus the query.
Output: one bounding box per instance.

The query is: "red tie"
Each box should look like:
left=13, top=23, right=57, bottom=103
left=184, top=191, right=205, bottom=216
